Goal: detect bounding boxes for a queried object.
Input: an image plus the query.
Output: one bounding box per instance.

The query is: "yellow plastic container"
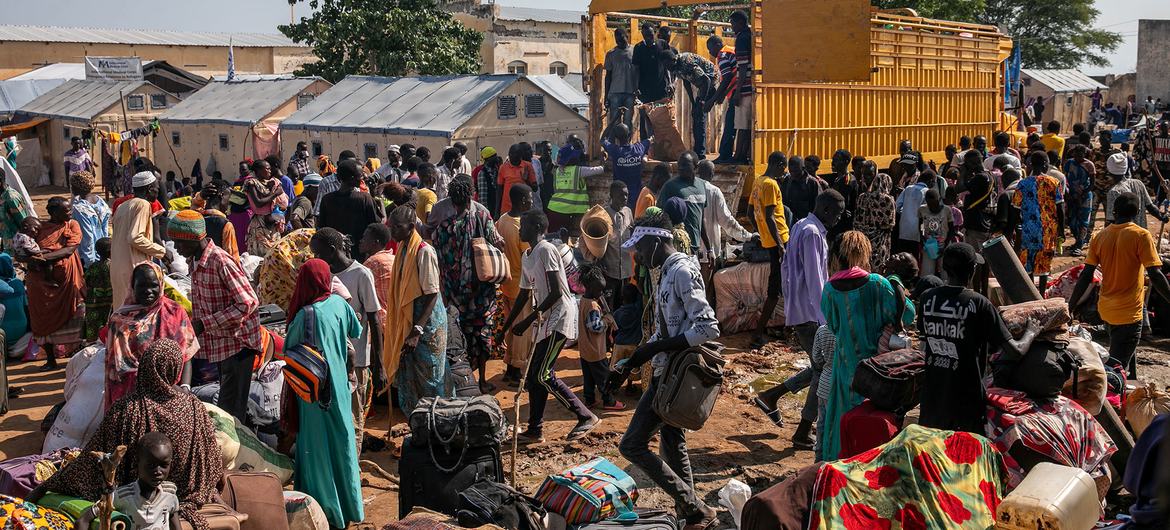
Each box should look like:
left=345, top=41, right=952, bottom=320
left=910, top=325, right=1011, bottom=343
left=995, top=462, right=1100, bottom=530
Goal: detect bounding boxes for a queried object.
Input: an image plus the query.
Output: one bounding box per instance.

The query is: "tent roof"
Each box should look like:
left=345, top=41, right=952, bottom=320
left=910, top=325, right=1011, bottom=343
left=0, top=24, right=304, bottom=48
left=161, top=76, right=325, bottom=125
left=527, top=75, right=587, bottom=111
left=9, top=63, right=83, bottom=81
left=18, top=79, right=155, bottom=121
left=0, top=79, right=67, bottom=117
left=281, top=74, right=521, bottom=136
left=1021, top=69, right=1107, bottom=93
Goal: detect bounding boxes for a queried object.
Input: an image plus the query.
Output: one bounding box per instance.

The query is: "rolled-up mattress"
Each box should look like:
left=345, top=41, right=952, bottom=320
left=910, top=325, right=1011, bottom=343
left=982, top=236, right=1041, bottom=304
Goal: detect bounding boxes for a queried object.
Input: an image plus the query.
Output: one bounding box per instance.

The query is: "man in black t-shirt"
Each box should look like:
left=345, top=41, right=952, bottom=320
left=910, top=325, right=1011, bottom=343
left=917, top=243, right=1039, bottom=434
left=957, top=150, right=994, bottom=294
left=632, top=22, right=671, bottom=105
left=317, top=159, right=380, bottom=261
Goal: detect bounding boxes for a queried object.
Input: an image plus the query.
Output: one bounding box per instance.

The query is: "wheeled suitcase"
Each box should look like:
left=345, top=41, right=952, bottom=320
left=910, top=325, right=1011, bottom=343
left=399, top=434, right=504, bottom=518
left=570, top=508, right=678, bottom=529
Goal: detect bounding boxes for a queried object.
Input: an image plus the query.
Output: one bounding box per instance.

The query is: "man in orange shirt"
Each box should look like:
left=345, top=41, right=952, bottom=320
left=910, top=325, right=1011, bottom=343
left=496, top=145, right=537, bottom=214
left=635, top=165, right=670, bottom=218
left=1070, top=192, right=1170, bottom=377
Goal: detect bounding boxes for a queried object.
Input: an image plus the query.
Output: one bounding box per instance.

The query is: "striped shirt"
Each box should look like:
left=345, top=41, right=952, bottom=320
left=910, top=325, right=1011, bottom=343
left=734, top=28, right=753, bottom=96
left=715, top=47, right=738, bottom=102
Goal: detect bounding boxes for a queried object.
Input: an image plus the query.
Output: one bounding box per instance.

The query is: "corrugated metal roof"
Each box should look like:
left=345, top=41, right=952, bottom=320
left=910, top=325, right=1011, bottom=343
left=18, top=79, right=151, bottom=120
left=0, top=24, right=305, bottom=48
left=161, top=76, right=325, bottom=125
left=281, top=75, right=521, bottom=137
left=1021, top=69, right=1107, bottom=93
left=496, top=6, right=584, bottom=24
left=0, top=79, right=67, bottom=117
left=9, top=63, right=84, bottom=81
left=527, top=74, right=587, bottom=112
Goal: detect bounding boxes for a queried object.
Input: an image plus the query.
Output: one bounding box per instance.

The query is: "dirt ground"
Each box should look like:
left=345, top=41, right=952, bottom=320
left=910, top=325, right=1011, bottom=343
left=3, top=188, right=1170, bottom=527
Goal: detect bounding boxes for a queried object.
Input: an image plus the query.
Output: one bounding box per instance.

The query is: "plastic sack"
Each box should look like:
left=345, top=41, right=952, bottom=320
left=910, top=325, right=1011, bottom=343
left=43, top=344, right=106, bottom=452
left=999, top=298, right=1071, bottom=339
left=1125, top=383, right=1170, bottom=438
left=1063, top=337, right=1107, bottom=415
left=250, top=361, right=285, bottom=427
left=713, top=262, right=784, bottom=335
left=283, top=491, right=329, bottom=530
left=164, top=241, right=189, bottom=277
left=718, top=479, right=751, bottom=529
left=204, top=402, right=293, bottom=484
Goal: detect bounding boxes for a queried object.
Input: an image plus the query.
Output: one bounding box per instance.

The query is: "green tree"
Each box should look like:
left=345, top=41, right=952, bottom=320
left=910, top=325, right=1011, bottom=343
left=280, top=0, right=482, bottom=83
left=872, top=0, right=1120, bottom=69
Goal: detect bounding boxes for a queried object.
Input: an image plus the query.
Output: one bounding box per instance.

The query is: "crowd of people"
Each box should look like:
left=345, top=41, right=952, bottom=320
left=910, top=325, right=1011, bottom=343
left=2, top=11, right=1169, bottom=527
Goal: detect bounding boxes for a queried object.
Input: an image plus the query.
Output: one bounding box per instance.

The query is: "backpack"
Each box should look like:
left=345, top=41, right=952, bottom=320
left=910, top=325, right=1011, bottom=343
left=651, top=342, right=725, bottom=431
left=280, top=305, right=331, bottom=409
left=456, top=479, right=547, bottom=530
left=1003, top=340, right=1083, bottom=400
left=851, top=348, right=925, bottom=414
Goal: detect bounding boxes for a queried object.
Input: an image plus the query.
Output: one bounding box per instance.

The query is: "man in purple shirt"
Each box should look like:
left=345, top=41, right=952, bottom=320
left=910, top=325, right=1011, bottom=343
left=752, top=190, right=844, bottom=450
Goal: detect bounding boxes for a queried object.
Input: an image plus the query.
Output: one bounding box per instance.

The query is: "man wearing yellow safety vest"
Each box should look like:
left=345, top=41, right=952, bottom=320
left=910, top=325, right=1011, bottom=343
left=546, top=135, right=604, bottom=235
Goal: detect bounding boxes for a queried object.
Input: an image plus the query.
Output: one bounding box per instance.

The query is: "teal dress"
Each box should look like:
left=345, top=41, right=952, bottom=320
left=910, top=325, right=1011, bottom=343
left=395, top=295, right=451, bottom=413
left=0, top=254, right=28, bottom=346
left=286, top=295, right=364, bottom=528
left=820, top=273, right=904, bottom=460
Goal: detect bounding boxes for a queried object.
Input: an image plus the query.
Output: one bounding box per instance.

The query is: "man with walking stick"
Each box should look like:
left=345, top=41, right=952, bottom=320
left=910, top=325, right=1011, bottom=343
left=499, top=210, right=600, bottom=447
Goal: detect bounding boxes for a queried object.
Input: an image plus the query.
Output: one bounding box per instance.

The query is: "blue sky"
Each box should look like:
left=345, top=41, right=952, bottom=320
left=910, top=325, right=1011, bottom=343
left=4, top=0, right=1165, bottom=75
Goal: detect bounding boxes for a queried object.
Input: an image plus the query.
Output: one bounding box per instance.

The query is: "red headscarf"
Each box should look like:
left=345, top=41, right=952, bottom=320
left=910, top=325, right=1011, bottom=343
left=288, top=258, right=332, bottom=318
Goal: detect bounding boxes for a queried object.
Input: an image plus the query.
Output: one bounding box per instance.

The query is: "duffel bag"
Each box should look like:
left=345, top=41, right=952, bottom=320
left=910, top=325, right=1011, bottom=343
left=534, top=457, right=638, bottom=526
left=408, top=396, right=507, bottom=454
left=651, top=342, right=725, bottom=431
left=1002, top=340, right=1082, bottom=400
left=851, top=348, right=925, bottom=413
left=457, top=478, right=547, bottom=530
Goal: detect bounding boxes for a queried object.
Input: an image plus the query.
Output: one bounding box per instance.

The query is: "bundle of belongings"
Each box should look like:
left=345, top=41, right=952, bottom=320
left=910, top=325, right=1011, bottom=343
left=713, top=262, right=786, bottom=334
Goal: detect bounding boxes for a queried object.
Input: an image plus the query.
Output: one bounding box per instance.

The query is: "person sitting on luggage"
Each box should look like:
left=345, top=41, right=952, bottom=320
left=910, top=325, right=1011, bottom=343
left=577, top=264, right=624, bottom=411
left=77, top=432, right=181, bottom=530
left=917, top=243, right=1040, bottom=434
left=608, top=209, right=720, bottom=530
left=499, top=210, right=600, bottom=444
left=610, top=283, right=644, bottom=395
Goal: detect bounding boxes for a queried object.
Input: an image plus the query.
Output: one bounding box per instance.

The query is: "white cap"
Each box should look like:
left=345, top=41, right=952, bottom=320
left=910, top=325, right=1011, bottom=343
left=1106, top=152, right=1129, bottom=176
left=131, top=171, right=157, bottom=188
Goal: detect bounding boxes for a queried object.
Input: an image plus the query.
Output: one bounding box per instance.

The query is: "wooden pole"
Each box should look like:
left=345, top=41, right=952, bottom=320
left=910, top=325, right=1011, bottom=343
left=509, top=312, right=543, bottom=488
left=94, top=445, right=127, bottom=530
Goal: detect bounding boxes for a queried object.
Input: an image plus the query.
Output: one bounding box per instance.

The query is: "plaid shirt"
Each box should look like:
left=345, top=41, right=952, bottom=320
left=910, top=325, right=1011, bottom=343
left=191, top=241, right=261, bottom=362
left=288, top=152, right=312, bottom=179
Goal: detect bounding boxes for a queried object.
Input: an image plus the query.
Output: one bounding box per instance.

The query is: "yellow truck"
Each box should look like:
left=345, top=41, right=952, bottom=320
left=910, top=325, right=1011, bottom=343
left=584, top=0, right=1014, bottom=191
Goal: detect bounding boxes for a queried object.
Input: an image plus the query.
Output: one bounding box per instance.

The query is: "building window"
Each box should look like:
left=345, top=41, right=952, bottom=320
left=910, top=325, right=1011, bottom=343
left=63, top=126, right=71, bottom=140
left=126, top=94, right=145, bottom=111
left=364, top=143, right=378, bottom=160
left=549, top=62, right=567, bottom=77
left=218, top=134, right=229, bottom=151
left=150, top=94, right=168, bottom=109
left=297, top=94, right=315, bottom=109
left=507, top=61, right=528, bottom=75
left=498, top=95, right=518, bottom=119
left=525, top=94, right=545, bottom=118
left=171, top=132, right=181, bottom=146
left=312, top=141, right=323, bottom=157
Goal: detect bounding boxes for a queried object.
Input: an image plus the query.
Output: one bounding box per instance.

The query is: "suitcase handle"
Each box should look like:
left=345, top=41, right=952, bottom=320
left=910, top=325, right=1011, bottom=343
left=426, top=400, right=470, bottom=473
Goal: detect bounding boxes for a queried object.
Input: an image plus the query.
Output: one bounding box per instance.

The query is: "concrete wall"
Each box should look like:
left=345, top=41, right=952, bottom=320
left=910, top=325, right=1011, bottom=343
left=443, top=0, right=583, bottom=76
left=1106, top=72, right=1137, bottom=107
left=1138, top=19, right=1170, bottom=103
left=0, top=41, right=314, bottom=80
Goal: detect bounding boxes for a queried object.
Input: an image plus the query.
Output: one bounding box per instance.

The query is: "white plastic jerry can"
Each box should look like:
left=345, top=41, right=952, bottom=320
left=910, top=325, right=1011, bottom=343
left=996, top=462, right=1100, bottom=530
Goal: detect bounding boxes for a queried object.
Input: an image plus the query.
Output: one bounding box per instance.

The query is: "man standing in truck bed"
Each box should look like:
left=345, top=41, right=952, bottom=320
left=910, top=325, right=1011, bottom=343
left=729, top=10, right=753, bottom=164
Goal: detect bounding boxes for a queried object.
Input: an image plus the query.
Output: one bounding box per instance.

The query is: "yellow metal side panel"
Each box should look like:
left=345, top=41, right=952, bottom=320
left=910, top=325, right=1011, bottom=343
left=760, top=0, right=871, bottom=84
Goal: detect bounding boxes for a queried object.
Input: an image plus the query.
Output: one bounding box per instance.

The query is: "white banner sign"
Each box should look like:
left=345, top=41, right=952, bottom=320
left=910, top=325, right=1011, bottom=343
left=84, top=56, right=144, bottom=82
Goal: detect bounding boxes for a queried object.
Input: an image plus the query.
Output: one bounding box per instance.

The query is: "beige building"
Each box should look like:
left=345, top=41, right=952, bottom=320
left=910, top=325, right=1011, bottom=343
left=0, top=25, right=313, bottom=80
left=279, top=74, right=588, bottom=162
left=157, top=76, right=331, bottom=179
left=16, top=79, right=180, bottom=187
left=443, top=1, right=585, bottom=78
left=1021, top=69, right=1107, bottom=134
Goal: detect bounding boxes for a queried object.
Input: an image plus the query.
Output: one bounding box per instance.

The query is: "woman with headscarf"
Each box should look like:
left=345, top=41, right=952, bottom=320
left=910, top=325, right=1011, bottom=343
left=434, top=175, right=504, bottom=393
left=0, top=254, right=28, bottom=349
left=819, top=231, right=909, bottom=460
left=854, top=161, right=897, bottom=272
left=284, top=259, right=364, bottom=529
left=105, top=263, right=198, bottom=407
left=28, top=339, right=223, bottom=530
left=661, top=199, right=693, bottom=255
left=546, top=139, right=604, bottom=234
left=383, top=205, right=449, bottom=417
left=21, top=197, right=84, bottom=370
left=68, top=170, right=110, bottom=268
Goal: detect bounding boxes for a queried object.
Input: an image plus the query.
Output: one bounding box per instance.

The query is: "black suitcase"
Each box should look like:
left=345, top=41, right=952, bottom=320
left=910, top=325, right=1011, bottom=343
left=571, top=509, right=679, bottom=529
left=398, top=434, right=503, bottom=518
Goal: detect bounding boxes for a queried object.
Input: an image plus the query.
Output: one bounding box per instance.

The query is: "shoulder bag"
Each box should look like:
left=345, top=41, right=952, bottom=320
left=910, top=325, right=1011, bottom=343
left=280, top=305, right=331, bottom=409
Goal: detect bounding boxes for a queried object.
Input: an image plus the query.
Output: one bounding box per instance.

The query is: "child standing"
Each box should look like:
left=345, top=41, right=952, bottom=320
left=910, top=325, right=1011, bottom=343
left=944, top=187, right=965, bottom=244
left=83, top=238, right=113, bottom=342
left=78, top=432, right=182, bottom=530
left=577, top=264, right=624, bottom=411
left=610, top=283, right=644, bottom=394
left=917, top=188, right=953, bottom=277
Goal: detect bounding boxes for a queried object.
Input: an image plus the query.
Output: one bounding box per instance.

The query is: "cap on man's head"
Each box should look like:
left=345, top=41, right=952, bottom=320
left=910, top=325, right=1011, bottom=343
left=942, top=242, right=984, bottom=271
left=132, top=171, right=157, bottom=188
left=387, top=145, right=400, bottom=154
left=1106, top=152, right=1129, bottom=176
left=302, top=173, right=323, bottom=186
left=167, top=209, right=206, bottom=241
left=481, top=146, right=497, bottom=160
